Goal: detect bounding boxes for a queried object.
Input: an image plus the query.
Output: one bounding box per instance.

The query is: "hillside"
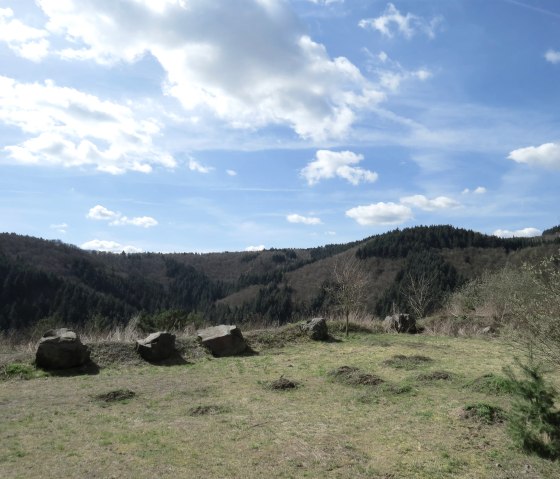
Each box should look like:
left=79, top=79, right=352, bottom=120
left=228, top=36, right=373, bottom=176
left=1, top=226, right=558, bottom=333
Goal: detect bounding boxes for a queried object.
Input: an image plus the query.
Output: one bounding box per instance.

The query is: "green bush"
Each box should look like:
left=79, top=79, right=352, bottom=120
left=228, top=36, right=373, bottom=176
left=505, top=359, right=560, bottom=459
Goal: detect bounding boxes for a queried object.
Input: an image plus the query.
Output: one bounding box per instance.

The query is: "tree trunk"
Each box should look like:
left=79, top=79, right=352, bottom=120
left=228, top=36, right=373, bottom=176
left=345, top=310, right=349, bottom=337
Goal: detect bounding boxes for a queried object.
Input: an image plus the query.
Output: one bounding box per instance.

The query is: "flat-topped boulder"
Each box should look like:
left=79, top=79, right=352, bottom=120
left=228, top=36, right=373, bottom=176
left=197, top=325, right=247, bottom=357
left=136, top=331, right=176, bottom=362
left=383, top=313, right=417, bottom=334
left=36, top=328, right=90, bottom=370
left=300, top=317, right=329, bottom=340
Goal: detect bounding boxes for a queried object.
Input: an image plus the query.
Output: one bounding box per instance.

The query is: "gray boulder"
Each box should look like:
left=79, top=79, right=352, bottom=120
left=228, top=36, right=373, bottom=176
left=301, top=317, right=329, bottom=340
left=36, top=328, right=90, bottom=370
left=197, top=325, right=247, bottom=357
left=136, top=331, right=176, bottom=362
left=383, top=314, right=417, bottom=334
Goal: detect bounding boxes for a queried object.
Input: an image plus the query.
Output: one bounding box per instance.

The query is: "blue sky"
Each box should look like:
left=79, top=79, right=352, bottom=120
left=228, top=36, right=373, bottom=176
left=1, top=0, right=559, bottom=253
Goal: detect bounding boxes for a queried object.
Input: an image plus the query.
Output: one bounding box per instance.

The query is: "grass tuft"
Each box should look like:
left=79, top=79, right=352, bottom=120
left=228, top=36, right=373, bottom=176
left=460, top=403, right=506, bottom=424
left=1, top=362, right=47, bottom=380
left=465, top=373, right=515, bottom=395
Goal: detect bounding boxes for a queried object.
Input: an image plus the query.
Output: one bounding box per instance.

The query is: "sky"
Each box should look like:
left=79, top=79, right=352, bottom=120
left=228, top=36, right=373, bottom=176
left=1, top=0, right=559, bottom=253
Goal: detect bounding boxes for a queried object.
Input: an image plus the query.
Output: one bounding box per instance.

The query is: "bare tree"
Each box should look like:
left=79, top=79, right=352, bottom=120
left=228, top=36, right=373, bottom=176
left=325, top=256, right=369, bottom=337
left=401, top=272, right=437, bottom=320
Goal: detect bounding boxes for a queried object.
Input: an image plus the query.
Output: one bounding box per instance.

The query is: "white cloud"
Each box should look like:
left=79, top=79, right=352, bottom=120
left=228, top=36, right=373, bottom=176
left=358, top=3, right=442, bottom=39
left=346, top=202, right=412, bottom=226
left=81, top=239, right=144, bottom=254
left=473, top=186, right=487, bottom=194
left=245, top=245, right=265, bottom=252
left=86, top=205, right=158, bottom=228
left=286, top=213, right=322, bottom=225
left=87, top=205, right=119, bottom=221
left=493, top=228, right=542, bottom=238
left=50, top=223, right=68, bottom=234
left=36, top=0, right=383, bottom=141
left=508, top=142, right=560, bottom=169
left=400, top=194, right=460, bottom=211
left=113, top=216, right=159, bottom=228
left=0, top=8, right=50, bottom=61
left=301, top=150, right=378, bottom=186
left=0, top=76, right=176, bottom=174
left=226, top=169, right=238, bottom=176
left=545, top=49, right=560, bottom=64
left=189, top=158, right=214, bottom=174
left=362, top=48, right=432, bottom=93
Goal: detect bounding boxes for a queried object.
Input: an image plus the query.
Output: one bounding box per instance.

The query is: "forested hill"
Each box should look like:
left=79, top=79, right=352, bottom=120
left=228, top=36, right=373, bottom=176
left=1, top=226, right=558, bottom=333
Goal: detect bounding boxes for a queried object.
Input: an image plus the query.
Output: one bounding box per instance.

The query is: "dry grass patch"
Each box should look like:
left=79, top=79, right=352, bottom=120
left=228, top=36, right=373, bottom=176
left=2, top=332, right=560, bottom=478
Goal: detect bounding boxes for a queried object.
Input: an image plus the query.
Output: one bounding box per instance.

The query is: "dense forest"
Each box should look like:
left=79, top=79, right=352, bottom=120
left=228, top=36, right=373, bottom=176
left=1, top=226, right=558, bottom=333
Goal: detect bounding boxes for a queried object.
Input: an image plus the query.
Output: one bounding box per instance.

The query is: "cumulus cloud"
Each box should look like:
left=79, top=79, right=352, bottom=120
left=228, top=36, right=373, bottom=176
left=358, top=3, right=442, bottom=39
left=86, top=205, right=158, bottom=228
left=301, top=150, right=378, bottom=186
left=0, top=8, right=50, bottom=61
left=346, top=202, right=412, bottom=226
left=493, top=228, right=542, bottom=238
left=286, top=213, right=322, bottom=225
left=400, top=194, right=460, bottom=211
left=81, top=239, right=144, bottom=254
left=508, top=142, right=560, bottom=169
left=35, top=0, right=383, bottom=141
left=226, top=169, right=237, bottom=176
left=245, top=245, right=265, bottom=252
left=545, top=49, right=560, bottom=64
left=188, top=158, right=214, bottom=174
left=0, top=76, right=176, bottom=174
left=462, top=186, right=487, bottom=195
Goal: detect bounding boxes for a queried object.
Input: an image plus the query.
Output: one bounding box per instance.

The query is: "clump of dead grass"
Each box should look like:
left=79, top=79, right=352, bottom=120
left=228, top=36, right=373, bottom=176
left=265, top=376, right=301, bottom=390
left=382, top=354, right=433, bottom=370
left=329, top=365, right=384, bottom=387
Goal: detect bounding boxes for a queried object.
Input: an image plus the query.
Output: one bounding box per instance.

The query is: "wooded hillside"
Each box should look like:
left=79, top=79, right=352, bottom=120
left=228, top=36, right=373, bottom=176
left=1, top=226, right=558, bottom=333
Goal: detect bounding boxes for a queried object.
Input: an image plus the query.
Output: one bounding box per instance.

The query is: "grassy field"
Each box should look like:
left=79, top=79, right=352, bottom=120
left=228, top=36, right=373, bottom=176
left=1, top=329, right=560, bottom=478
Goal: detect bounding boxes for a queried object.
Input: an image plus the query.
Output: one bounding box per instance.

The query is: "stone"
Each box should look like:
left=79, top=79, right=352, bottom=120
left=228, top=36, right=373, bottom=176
left=197, top=325, right=247, bottom=357
left=300, top=317, right=329, bottom=340
left=136, top=331, right=176, bottom=362
left=383, top=313, right=417, bottom=334
left=35, top=328, right=90, bottom=370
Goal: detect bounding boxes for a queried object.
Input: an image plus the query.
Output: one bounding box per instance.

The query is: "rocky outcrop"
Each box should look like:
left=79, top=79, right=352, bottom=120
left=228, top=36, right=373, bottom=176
left=383, top=313, right=417, bottom=334
left=197, top=325, right=247, bottom=357
left=136, top=332, right=176, bottom=362
left=300, top=317, right=329, bottom=340
left=35, top=328, right=90, bottom=370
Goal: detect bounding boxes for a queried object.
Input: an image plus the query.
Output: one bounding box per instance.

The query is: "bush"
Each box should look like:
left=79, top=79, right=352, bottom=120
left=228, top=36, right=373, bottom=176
left=505, top=359, right=560, bottom=459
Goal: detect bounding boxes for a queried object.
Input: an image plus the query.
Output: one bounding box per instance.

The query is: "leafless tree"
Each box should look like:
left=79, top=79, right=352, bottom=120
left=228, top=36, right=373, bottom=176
left=325, top=256, right=369, bottom=337
left=401, top=272, right=436, bottom=320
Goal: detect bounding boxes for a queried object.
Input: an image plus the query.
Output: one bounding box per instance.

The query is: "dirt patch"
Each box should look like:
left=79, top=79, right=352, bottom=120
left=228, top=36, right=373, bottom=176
left=188, top=405, right=229, bottom=416
left=267, top=376, right=300, bottom=390
left=416, top=370, right=454, bottom=381
left=94, top=389, right=136, bottom=403
left=329, top=366, right=384, bottom=387
left=382, top=355, right=433, bottom=370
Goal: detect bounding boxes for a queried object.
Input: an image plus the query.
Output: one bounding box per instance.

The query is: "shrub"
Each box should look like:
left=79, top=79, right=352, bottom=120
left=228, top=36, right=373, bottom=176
left=505, top=359, right=560, bottom=459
